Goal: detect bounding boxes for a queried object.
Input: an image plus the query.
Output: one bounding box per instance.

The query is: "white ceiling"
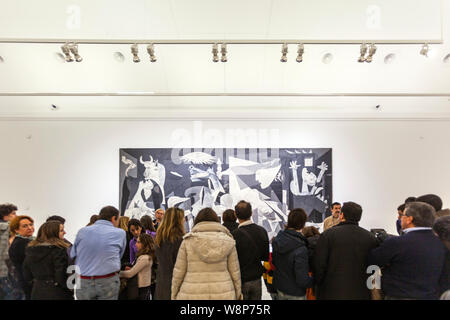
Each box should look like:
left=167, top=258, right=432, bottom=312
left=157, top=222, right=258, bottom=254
left=0, top=0, right=449, bottom=119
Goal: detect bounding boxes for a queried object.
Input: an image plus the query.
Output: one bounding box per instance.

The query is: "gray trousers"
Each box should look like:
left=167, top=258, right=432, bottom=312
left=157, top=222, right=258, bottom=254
left=75, top=274, right=120, bottom=300
left=242, top=278, right=262, bottom=300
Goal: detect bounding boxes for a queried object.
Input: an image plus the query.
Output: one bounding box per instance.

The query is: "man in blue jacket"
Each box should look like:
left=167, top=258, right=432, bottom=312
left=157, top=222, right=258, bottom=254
left=369, top=201, right=446, bottom=300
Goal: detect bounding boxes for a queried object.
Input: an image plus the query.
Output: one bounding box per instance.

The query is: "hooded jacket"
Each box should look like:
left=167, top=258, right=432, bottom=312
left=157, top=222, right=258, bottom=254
left=0, top=222, right=9, bottom=278
left=23, top=243, right=73, bottom=300
left=171, top=221, right=242, bottom=300
left=272, top=229, right=313, bottom=296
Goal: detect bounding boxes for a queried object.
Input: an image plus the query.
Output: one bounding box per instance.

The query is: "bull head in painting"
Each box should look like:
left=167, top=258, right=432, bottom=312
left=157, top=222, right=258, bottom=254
left=139, top=155, right=166, bottom=205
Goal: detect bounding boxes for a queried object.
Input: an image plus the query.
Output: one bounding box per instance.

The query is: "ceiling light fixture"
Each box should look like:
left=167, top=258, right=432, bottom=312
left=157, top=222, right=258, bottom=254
left=131, top=44, right=140, bottom=63
left=365, top=43, right=377, bottom=63
left=220, top=43, right=227, bottom=62
left=280, top=43, right=288, bottom=62
left=322, top=52, right=333, bottom=64
left=68, top=43, right=82, bottom=62
left=61, top=43, right=73, bottom=62
left=113, top=51, right=125, bottom=62
left=212, top=43, right=219, bottom=62
left=420, top=43, right=429, bottom=57
left=296, top=44, right=304, bottom=63
left=147, top=44, right=157, bottom=62
left=384, top=53, right=396, bottom=64
left=358, top=43, right=367, bottom=63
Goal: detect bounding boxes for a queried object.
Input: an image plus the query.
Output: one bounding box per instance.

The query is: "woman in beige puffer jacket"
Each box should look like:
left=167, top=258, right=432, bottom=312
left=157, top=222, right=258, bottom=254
left=171, top=208, right=242, bottom=300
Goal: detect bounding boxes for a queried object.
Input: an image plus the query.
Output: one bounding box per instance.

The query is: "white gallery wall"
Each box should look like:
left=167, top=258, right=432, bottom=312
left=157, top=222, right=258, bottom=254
left=0, top=119, right=449, bottom=242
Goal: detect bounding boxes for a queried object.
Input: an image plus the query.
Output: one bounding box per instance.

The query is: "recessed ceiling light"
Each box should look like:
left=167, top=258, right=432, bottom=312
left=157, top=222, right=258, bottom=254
left=322, top=53, right=333, bottom=64
left=113, top=51, right=125, bottom=63
left=443, top=54, right=450, bottom=64
left=54, top=52, right=66, bottom=63
left=384, top=53, right=396, bottom=64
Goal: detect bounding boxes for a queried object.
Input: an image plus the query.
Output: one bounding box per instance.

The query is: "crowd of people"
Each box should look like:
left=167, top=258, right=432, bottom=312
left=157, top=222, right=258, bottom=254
left=0, top=194, right=449, bottom=300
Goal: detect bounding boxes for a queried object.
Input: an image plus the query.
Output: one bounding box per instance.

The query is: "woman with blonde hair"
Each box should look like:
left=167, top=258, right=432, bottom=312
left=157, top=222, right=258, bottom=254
left=118, top=216, right=132, bottom=269
left=154, top=207, right=185, bottom=300
left=172, top=208, right=242, bottom=300
left=22, top=220, right=73, bottom=300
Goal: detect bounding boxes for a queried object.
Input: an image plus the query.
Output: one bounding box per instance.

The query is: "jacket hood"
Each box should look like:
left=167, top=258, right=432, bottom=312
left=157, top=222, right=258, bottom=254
left=184, top=221, right=236, bottom=263
left=25, top=244, right=57, bottom=263
left=272, top=229, right=308, bottom=254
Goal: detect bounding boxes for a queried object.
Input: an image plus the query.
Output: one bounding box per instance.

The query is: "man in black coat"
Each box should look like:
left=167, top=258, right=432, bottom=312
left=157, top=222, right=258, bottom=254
left=313, top=201, right=378, bottom=300
left=232, top=201, right=269, bottom=300
left=432, top=215, right=450, bottom=297
left=369, top=201, right=446, bottom=300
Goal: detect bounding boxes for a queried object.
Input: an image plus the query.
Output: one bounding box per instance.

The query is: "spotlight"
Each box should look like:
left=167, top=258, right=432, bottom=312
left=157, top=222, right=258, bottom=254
left=212, top=43, right=219, bottom=62
left=322, top=52, right=333, bottom=64
left=113, top=52, right=125, bottom=63
left=147, top=44, right=157, bottom=62
left=358, top=43, right=367, bottom=63
left=131, top=44, right=140, bottom=63
left=420, top=43, right=429, bottom=57
left=296, top=44, right=304, bottom=63
left=68, top=43, right=82, bottom=62
left=384, top=53, right=396, bottom=64
left=280, top=43, right=288, bottom=62
left=365, top=43, right=377, bottom=63
left=61, top=43, right=73, bottom=62
left=220, top=43, right=227, bottom=62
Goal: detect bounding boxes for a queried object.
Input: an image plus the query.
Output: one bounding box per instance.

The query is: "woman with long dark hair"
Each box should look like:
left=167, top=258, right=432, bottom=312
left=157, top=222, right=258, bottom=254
left=128, top=219, right=144, bottom=264
left=23, top=220, right=73, bottom=300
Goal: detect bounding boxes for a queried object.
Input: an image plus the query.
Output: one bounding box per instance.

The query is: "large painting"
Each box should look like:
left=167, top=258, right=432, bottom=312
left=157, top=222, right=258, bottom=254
left=120, top=148, right=332, bottom=238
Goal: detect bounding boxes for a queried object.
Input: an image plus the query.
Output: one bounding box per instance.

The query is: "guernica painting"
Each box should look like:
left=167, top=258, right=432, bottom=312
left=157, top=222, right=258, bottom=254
left=120, top=148, right=332, bottom=239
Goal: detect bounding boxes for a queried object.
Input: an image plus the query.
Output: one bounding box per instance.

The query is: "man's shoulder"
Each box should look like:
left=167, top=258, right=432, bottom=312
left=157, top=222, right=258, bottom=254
left=242, top=223, right=268, bottom=235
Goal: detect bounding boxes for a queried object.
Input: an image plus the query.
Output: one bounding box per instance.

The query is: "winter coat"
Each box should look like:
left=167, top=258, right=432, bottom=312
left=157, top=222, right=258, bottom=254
left=171, top=221, right=242, bottom=300
left=154, top=237, right=182, bottom=300
left=0, top=222, right=9, bottom=278
left=9, top=236, right=32, bottom=299
left=314, top=221, right=378, bottom=300
left=272, top=229, right=313, bottom=297
left=23, top=243, right=73, bottom=300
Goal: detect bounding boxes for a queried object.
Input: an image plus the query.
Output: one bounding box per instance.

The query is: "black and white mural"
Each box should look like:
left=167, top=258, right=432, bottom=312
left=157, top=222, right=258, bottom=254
left=120, top=148, right=332, bottom=238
